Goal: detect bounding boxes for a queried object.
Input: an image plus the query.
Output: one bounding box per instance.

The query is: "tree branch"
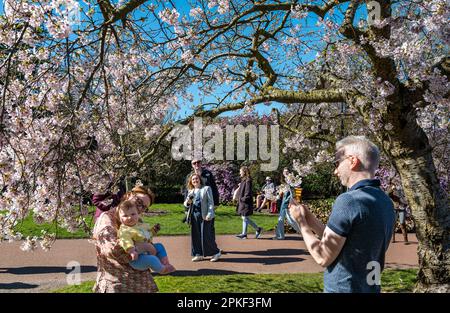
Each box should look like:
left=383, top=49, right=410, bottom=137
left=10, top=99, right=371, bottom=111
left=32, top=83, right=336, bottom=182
left=103, top=0, right=149, bottom=26
left=338, top=0, right=364, bottom=40
left=272, top=108, right=336, bottom=144
left=262, top=86, right=346, bottom=103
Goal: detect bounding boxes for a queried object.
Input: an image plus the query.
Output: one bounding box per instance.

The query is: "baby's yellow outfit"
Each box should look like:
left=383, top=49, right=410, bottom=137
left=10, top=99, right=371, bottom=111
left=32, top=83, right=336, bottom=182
left=118, top=222, right=157, bottom=252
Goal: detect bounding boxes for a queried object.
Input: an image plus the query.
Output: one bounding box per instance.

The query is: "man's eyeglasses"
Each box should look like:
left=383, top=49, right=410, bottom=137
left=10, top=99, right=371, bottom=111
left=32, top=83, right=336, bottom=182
left=192, top=161, right=201, bottom=165
left=334, top=155, right=352, bottom=168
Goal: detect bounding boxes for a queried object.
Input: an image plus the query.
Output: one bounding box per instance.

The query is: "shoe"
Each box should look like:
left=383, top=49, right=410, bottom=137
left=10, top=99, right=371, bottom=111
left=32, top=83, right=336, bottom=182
left=255, top=227, right=263, bottom=239
left=235, top=234, right=247, bottom=239
left=160, top=256, right=170, bottom=265
left=272, top=236, right=284, bottom=240
left=191, top=255, right=204, bottom=262
left=159, top=264, right=176, bottom=275
left=210, top=251, right=221, bottom=262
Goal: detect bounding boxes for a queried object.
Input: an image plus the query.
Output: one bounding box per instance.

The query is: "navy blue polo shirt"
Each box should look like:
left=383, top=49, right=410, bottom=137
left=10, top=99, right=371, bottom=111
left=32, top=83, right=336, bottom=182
left=324, top=179, right=396, bottom=293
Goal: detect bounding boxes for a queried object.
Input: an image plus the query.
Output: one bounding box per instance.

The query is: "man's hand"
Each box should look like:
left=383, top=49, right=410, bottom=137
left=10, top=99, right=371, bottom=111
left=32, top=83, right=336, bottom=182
left=288, top=201, right=308, bottom=226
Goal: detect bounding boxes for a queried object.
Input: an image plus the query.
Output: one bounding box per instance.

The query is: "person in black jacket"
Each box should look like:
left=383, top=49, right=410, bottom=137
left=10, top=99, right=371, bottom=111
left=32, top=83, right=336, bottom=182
left=183, top=159, right=220, bottom=206
left=388, top=186, right=409, bottom=243
left=235, top=166, right=263, bottom=239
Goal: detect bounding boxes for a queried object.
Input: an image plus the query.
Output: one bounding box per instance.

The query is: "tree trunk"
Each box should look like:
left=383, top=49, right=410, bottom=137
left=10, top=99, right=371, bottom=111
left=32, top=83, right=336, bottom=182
left=383, top=110, right=450, bottom=292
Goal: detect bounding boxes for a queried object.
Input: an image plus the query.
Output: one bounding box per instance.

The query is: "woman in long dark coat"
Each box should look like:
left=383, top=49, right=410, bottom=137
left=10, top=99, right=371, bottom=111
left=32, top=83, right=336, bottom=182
left=236, top=166, right=263, bottom=239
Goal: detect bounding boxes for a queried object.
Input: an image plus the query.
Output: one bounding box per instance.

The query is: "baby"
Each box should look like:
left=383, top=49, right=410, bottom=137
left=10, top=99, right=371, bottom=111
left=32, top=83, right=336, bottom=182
left=117, top=200, right=175, bottom=274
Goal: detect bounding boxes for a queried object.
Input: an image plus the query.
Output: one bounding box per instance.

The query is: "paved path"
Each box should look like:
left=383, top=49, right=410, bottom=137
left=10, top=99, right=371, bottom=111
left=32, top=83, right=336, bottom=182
left=0, top=233, right=418, bottom=293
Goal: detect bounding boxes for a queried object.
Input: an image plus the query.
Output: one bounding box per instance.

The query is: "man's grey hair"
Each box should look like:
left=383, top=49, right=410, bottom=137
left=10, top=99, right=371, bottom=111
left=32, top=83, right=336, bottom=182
left=336, top=136, right=380, bottom=174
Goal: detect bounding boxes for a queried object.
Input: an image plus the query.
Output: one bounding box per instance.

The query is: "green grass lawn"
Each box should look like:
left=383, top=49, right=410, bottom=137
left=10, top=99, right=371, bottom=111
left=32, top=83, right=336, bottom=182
left=53, top=268, right=418, bottom=293
left=13, top=204, right=280, bottom=238
left=12, top=207, right=97, bottom=239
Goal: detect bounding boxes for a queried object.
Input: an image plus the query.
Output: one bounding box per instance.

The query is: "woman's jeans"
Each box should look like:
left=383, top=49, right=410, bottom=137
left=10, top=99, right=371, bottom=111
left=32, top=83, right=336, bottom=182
left=129, top=243, right=167, bottom=273
left=276, top=205, right=301, bottom=239
left=241, top=216, right=259, bottom=235
left=275, top=206, right=287, bottom=239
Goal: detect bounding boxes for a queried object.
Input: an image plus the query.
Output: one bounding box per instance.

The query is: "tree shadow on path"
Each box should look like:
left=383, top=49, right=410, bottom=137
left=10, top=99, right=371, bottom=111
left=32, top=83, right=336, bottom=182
left=0, top=282, right=39, bottom=290
left=219, top=256, right=305, bottom=265
left=224, top=248, right=308, bottom=257
left=258, top=236, right=303, bottom=241
left=0, top=266, right=97, bottom=275
left=214, top=248, right=308, bottom=265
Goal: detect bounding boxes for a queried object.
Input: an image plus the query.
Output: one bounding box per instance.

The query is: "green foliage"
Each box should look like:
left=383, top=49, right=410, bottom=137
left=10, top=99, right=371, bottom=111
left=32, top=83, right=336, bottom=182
left=305, top=199, right=335, bottom=225
left=301, top=163, right=342, bottom=199
left=282, top=198, right=334, bottom=233
left=153, top=187, right=185, bottom=204
left=52, top=269, right=418, bottom=293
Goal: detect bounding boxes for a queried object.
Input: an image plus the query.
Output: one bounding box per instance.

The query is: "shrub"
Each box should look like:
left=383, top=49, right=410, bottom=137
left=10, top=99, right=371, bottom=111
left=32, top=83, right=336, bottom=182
left=283, top=198, right=334, bottom=233
left=301, top=164, right=341, bottom=199
left=154, top=187, right=185, bottom=204
left=307, top=198, right=335, bottom=225
left=205, top=163, right=240, bottom=204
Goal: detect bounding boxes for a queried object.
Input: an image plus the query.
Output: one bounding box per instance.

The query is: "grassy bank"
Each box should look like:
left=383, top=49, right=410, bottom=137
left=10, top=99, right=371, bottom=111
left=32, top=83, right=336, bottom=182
left=53, top=268, right=418, bottom=293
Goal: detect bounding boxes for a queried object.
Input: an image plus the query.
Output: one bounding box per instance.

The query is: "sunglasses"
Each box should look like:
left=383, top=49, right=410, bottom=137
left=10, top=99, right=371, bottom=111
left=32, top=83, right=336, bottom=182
left=192, top=161, right=201, bottom=165
left=134, top=197, right=147, bottom=212
left=334, top=155, right=352, bottom=168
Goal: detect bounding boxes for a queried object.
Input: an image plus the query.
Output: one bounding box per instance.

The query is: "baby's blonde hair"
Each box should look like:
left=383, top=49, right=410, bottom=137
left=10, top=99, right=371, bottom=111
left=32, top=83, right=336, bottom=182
left=116, top=200, right=138, bottom=225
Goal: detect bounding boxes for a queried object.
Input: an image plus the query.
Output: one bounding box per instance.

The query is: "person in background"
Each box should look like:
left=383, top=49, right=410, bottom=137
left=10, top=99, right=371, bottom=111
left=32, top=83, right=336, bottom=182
left=184, top=173, right=221, bottom=262
left=273, top=168, right=301, bottom=240
left=92, top=179, right=126, bottom=220
left=235, top=166, right=263, bottom=239
left=255, top=177, right=276, bottom=212
left=388, top=186, right=409, bottom=244
left=184, top=158, right=220, bottom=206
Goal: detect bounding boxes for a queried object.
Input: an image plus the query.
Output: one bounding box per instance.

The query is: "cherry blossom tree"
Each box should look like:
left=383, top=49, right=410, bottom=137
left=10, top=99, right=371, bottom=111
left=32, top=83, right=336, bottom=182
left=1, top=0, right=448, bottom=291
left=0, top=0, right=185, bottom=248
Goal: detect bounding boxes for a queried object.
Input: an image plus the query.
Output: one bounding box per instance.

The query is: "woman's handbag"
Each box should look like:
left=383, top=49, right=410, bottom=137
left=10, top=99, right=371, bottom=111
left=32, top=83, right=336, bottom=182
left=183, top=193, right=195, bottom=226
left=185, top=202, right=194, bottom=225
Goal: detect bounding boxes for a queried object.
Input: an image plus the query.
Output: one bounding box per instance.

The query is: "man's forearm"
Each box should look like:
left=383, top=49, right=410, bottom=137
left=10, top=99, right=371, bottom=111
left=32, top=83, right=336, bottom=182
left=290, top=204, right=344, bottom=268
left=306, top=211, right=325, bottom=238
left=299, top=223, right=327, bottom=267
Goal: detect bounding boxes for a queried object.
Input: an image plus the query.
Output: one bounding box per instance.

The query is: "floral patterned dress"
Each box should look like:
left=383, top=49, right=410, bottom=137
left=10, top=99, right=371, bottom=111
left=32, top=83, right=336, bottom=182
left=92, top=209, right=158, bottom=293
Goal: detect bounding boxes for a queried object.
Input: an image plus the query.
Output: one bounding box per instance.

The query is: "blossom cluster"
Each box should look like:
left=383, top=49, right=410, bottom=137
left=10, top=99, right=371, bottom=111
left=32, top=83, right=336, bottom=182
left=0, top=1, right=180, bottom=247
